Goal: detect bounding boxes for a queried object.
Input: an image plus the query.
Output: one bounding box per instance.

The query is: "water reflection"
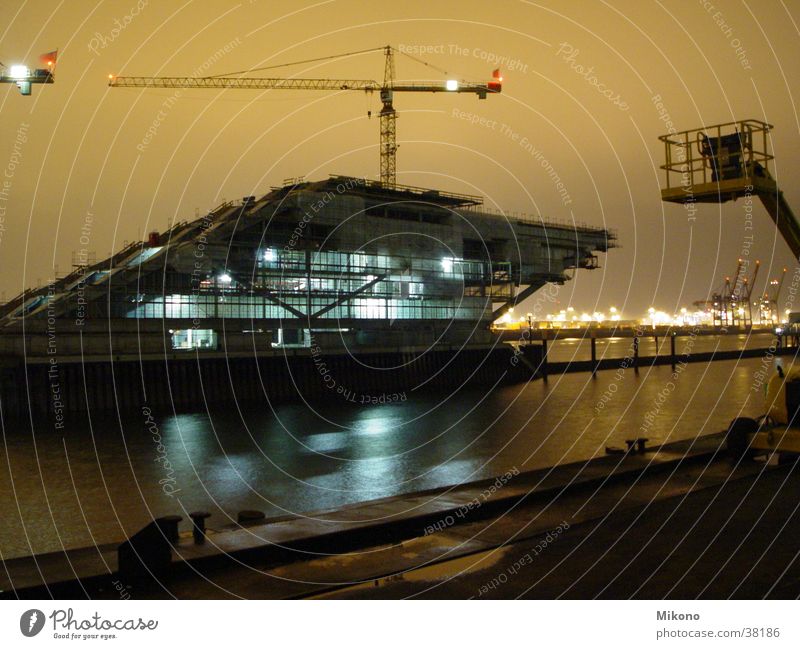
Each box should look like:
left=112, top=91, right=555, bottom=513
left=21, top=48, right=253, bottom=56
left=0, top=356, right=772, bottom=559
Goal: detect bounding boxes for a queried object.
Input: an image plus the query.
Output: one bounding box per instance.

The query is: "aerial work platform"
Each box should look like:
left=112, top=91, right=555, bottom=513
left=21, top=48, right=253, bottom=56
left=659, top=119, right=800, bottom=257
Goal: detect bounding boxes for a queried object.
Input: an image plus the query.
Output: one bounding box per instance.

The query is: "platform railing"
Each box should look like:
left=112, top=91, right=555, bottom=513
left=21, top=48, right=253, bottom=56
left=659, top=119, right=774, bottom=191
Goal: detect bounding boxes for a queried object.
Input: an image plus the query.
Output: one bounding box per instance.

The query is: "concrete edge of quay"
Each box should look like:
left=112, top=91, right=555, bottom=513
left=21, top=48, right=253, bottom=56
left=0, top=432, right=730, bottom=598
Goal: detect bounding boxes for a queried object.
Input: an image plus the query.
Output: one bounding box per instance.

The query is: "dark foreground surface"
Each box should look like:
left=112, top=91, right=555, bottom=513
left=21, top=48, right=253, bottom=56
left=323, top=460, right=800, bottom=599
left=4, top=433, right=798, bottom=599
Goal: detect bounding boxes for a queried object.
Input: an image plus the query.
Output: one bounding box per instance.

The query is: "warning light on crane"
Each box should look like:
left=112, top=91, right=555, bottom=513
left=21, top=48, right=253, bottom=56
left=488, top=68, right=503, bottom=92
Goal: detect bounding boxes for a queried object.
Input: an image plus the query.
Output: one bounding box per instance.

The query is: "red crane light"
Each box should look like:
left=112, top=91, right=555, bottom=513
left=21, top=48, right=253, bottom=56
left=488, top=69, right=503, bottom=92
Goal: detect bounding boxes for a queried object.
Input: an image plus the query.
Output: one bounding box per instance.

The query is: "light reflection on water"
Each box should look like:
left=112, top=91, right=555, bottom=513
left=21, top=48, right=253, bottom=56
left=0, top=356, right=773, bottom=559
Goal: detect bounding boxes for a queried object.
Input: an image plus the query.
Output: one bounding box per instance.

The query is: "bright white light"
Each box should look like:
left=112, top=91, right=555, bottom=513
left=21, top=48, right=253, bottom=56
left=441, top=257, right=453, bottom=273
left=446, top=79, right=459, bottom=91
left=219, top=273, right=232, bottom=283
left=9, top=65, right=29, bottom=79
left=263, top=248, right=276, bottom=262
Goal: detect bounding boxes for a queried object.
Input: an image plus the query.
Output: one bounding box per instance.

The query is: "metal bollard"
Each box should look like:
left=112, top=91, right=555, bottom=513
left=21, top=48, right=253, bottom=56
left=158, top=515, right=182, bottom=543
left=189, top=511, right=211, bottom=545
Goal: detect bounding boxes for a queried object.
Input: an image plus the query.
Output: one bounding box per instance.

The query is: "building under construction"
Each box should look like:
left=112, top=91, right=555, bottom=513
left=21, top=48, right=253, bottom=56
left=0, top=176, right=613, bottom=418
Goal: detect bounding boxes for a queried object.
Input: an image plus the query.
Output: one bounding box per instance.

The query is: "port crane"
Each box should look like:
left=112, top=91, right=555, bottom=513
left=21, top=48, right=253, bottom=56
left=758, top=268, right=787, bottom=324
left=736, top=258, right=759, bottom=326
left=108, top=45, right=502, bottom=186
left=694, top=257, right=759, bottom=327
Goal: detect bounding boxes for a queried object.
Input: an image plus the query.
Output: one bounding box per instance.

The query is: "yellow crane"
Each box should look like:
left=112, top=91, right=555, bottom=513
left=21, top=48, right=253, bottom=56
left=661, top=121, right=800, bottom=461
left=0, top=51, right=56, bottom=95
left=108, top=45, right=502, bottom=187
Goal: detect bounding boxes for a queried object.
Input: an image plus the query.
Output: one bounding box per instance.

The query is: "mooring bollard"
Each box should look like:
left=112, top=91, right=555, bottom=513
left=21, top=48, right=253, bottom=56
left=624, top=438, right=649, bottom=454
left=159, top=515, right=182, bottom=543
left=189, top=511, right=211, bottom=545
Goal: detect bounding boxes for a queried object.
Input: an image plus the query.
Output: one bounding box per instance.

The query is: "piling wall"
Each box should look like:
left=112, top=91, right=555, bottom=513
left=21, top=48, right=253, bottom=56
left=0, top=345, right=538, bottom=419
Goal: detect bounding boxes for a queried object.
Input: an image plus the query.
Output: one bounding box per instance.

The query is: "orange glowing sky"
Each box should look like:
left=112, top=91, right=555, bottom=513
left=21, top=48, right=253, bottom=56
left=1, top=0, right=799, bottom=315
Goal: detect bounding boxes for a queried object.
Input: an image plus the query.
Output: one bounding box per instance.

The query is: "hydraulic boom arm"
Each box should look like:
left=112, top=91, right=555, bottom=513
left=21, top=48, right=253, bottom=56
left=758, top=186, right=800, bottom=260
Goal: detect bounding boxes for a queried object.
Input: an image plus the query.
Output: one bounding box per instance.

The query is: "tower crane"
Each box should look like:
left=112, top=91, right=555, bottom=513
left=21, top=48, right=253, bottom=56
left=0, top=51, right=56, bottom=95
left=108, top=45, right=502, bottom=187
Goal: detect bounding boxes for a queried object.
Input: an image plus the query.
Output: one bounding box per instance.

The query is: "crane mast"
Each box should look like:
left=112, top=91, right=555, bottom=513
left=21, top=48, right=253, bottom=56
left=109, top=45, right=502, bottom=187
left=380, top=45, right=397, bottom=187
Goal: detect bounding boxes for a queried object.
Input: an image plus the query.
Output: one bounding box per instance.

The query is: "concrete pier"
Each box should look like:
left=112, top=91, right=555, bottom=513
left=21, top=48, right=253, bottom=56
left=4, top=432, right=796, bottom=599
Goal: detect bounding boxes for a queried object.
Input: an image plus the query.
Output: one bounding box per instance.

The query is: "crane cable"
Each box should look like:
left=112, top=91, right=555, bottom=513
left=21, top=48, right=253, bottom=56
left=206, top=46, right=386, bottom=79
left=205, top=45, right=474, bottom=83
left=393, top=49, right=451, bottom=78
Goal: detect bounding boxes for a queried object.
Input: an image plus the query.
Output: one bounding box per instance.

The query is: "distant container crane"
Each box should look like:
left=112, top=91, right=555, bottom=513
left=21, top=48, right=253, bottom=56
left=758, top=268, right=787, bottom=325
left=109, top=45, right=502, bottom=187
left=694, top=258, right=760, bottom=327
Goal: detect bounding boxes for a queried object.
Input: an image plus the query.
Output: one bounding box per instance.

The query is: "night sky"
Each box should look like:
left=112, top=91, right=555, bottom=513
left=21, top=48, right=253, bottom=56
left=1, top=0, right=799, bottom=317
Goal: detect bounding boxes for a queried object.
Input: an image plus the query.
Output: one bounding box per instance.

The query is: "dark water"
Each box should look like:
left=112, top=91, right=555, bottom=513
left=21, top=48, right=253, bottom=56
left=0, top=348, right=778, bottom=560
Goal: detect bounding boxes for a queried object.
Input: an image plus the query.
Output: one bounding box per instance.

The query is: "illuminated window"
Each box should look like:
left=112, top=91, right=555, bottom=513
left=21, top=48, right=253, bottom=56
left=171, top=329, right=218, bottom=350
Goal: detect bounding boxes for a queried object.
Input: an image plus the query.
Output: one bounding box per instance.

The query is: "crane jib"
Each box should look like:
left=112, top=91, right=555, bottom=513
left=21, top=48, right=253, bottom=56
left=109, top=65, right=501, bottom=186
left=108, top=77, right=498, bottom=95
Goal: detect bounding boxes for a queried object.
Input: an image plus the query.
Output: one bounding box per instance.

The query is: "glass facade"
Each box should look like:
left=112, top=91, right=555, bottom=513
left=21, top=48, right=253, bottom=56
left=171, top=328, right=218, bottom=350
left=119, top=248, right=510, bottom=323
